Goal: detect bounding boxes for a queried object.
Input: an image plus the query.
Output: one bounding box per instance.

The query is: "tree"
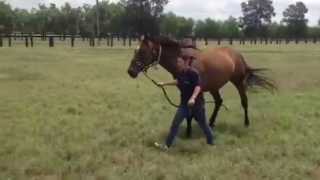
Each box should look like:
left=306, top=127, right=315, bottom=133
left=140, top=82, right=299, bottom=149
left=240, top=0, right=275, bottom=37
left=79, top=4, right=95, bottom=36
left=160, top=12, right=179, bottom=37
left=121, top=0, right=169, bottom=35
left=195, top=18, right=221, bottom=39
left=205, top=18, right=222, bottom=38
left=176, top=17, right=194, bottom=38
left=12, top=8, right=31, bottom=32
left=96, top=0, right=100, bottom=37
left=308, top=26, right=320, bottom=38
left=220, top=16, right=240, bottom=38
left=0, top=1, right=14, bottom=33
left=269, top=22, right=286, bottom=38
left=98, top=1, right=125, bottom=35
left=194, top=20, right=205, bottom=38
left=60, top=3, right=81, bottom=35
left=282, top=1, right=308, bottom=38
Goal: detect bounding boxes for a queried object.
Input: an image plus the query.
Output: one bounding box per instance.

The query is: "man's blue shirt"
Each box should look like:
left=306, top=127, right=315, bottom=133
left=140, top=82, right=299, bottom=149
left=176, top=68, right=204, bottom=106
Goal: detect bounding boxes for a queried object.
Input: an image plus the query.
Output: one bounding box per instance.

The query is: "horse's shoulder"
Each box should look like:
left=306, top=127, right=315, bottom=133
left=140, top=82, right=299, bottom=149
left=198, top=47, right=227, bottom=56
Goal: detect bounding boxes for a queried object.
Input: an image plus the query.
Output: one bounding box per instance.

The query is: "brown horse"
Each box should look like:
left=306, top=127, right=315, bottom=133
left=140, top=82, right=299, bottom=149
left=127, top=36, right=275, bottom=130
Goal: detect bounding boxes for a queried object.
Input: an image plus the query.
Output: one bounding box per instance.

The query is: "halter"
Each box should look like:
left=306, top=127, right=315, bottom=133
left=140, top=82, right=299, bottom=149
left=154, top=45, right=162, bottom=67
left=142, top=45, right=162, bottom=72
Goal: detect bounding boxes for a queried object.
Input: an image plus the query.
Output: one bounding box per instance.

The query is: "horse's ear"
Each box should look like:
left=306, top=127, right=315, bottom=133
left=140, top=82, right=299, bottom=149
left=139, top=35, right=145, bottom=42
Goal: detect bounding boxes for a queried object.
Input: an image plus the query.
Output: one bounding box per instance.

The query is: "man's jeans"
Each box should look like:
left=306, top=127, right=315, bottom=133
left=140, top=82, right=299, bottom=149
left=165, top=105, right=214, bottom=147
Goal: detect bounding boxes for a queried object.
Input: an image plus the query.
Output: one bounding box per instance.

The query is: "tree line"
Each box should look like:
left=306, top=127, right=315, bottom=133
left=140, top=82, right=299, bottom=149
left=0, top=0, right=320, bottom=39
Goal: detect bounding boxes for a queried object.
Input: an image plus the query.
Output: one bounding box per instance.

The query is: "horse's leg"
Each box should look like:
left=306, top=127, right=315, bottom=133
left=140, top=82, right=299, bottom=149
left=186, top=116, right=192, bottom=138
left=209, top=91, right=223, bottom=128
left=234, top=82, right=250, bottom=127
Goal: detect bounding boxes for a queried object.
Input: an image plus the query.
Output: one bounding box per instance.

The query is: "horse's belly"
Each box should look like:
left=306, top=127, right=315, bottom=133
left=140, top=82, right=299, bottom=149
left=200, top=57, right=235, bottom=92
left=202, top=72, right=231, bottom=91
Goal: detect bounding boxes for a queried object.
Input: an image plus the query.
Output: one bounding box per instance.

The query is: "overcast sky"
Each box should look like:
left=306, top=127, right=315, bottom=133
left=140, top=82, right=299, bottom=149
left=5, top=0, right=320, bottom=26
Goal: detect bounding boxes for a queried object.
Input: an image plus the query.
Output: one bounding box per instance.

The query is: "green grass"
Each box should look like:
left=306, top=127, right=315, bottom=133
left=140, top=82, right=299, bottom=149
left=0, top=44, right=320, bottom=180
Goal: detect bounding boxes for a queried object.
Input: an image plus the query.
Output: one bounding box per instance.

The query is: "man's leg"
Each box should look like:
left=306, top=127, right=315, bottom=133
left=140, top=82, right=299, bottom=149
left=194, top=106, right=214, bottom=145
left=165, top=106, right=188, bottom=147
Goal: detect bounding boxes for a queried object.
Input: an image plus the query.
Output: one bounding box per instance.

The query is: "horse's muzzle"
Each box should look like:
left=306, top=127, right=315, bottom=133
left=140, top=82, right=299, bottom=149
left=128, top=69, right=138, bottom=78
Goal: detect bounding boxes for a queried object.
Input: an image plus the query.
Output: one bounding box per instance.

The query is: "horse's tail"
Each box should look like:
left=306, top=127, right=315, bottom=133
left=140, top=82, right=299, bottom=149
left=245, top=67, right=277, bottom=93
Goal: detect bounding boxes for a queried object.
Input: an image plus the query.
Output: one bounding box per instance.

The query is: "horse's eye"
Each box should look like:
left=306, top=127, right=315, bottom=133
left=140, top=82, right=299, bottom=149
left=139, top=51, right=145, bottom=57
left=152, top=49, right=157, bottom=54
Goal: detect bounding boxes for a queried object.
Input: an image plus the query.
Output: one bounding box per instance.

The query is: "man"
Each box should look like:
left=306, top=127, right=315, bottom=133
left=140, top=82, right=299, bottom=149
left=180, top=37, right=197, bottom=66
left=154, top=57, right=214, bottom=150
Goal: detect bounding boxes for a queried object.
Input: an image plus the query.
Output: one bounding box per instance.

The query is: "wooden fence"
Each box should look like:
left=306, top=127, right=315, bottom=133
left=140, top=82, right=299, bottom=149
left=0, top=34, right=319, bottom=48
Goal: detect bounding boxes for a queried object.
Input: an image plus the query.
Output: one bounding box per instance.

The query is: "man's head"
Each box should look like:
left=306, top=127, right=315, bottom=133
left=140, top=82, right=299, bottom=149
left=181, top=36, right=196, bottom=48
left=176, top=57, right=189, bottom=72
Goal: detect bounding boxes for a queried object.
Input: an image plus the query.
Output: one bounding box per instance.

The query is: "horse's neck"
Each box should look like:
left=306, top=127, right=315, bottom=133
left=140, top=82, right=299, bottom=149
left=159, top=49, right=178, bottom=78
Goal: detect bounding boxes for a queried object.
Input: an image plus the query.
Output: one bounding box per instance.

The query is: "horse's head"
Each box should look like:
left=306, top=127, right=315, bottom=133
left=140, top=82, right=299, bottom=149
left=127, top=36, right=162, bottom=78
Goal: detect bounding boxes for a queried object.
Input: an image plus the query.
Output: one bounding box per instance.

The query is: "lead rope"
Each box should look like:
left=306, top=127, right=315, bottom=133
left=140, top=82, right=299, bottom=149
left=143, top=71, right=229, bottom=111
left=143, top=71, right=180, bottom=108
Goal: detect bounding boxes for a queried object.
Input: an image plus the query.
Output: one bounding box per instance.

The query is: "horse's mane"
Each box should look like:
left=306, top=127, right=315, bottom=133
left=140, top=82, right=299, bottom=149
left=144, top=36, right=181, bottom=48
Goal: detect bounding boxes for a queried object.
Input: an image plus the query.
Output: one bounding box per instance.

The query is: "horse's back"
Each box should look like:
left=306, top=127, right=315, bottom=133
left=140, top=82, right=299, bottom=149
left=194, top=47, right=246, bottom=91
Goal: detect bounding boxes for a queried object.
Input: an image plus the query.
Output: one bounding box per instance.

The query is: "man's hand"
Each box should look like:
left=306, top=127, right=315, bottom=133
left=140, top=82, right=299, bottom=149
left=157, top=82, right=164, bottom=87
left=156, top=80, right=177, bottom=87
left=188, top=98, right=195, bottom=107
left=188, top=86, right=201, bottom=107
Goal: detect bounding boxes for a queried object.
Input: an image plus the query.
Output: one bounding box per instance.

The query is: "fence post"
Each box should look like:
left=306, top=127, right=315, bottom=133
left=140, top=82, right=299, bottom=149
left=241, top=38, right=246, bottom=45
left=25, top=36, right=29, bottom=47
left=229, top=38, right=233, bottom=45
left=30, top=35, right=34, bottom=47
left=0, top=35, right=3, bottom=47
left=123, top=36, right=126, bottom=47
left=8, top=36, right=12, bottom=47
left=111, top=35, right=114, bottom=47
left=313, top=37, right=317, bottom=44
left=129, top=36, right=132, bottom=47
left=107, top=35, right=110, bottom=46
left=89, top=37, right=95, bottom=47
left=49, top=36, right=54, bottom=47
left=217, top=38, right=221, bottom=45
left=71, top=36, right=75, bottom=47
left=96, top=36, right=100, bottom=46
left=204, top=37, right=208, bottom=46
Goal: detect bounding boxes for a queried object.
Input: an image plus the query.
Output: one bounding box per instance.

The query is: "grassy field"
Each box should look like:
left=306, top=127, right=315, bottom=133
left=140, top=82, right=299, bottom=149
left=0, top=44, right=320, bottom=180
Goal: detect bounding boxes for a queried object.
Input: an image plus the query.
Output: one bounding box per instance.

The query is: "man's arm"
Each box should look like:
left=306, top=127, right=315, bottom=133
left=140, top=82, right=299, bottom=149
left=157, top=80, right=178, bottom=87
left=188, top=85, right=201, bottom=106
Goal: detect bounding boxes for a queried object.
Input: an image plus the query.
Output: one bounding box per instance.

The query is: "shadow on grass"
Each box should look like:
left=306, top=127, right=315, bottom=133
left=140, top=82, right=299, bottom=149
left=215, top=121, right=250, bottom=138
